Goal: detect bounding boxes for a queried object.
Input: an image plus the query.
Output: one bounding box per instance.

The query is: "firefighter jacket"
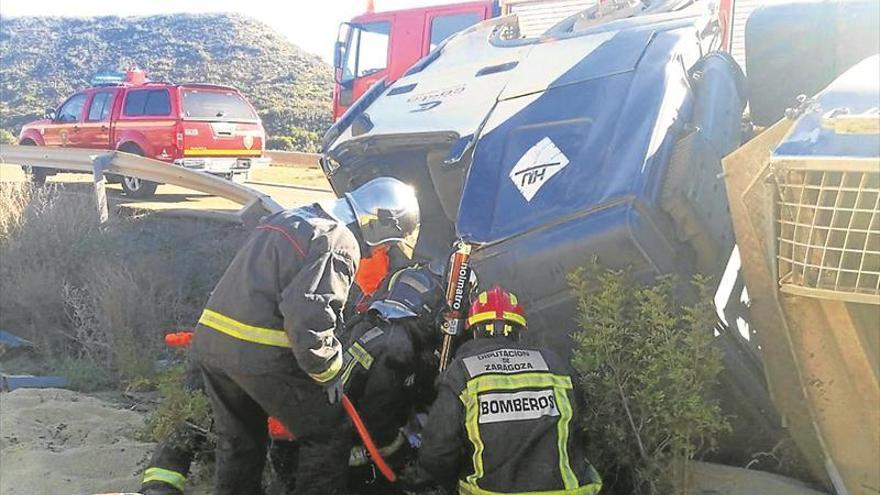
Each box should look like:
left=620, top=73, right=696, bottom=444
left=341, top=313, right=438, bottom=448
left=194, top=203, right=361, bottom=383
left=418, top=337, right=603, bottom=495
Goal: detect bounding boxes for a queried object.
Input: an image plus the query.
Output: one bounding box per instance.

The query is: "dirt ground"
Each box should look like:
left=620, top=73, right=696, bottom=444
left=0, top=388, right=212, bottom=495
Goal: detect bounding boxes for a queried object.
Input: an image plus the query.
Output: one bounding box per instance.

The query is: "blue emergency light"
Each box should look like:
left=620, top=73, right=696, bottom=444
left=91, top=68, right=147, bottom=86
left=90, top=71, right=126, bottom=86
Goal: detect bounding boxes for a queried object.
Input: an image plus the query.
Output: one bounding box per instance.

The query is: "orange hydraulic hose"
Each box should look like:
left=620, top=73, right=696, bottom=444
left=341, top=394, right=398, bottom=483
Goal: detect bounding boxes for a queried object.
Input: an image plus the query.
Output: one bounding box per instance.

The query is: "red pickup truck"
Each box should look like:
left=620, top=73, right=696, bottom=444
left=18, top=70, right=269, bottom=198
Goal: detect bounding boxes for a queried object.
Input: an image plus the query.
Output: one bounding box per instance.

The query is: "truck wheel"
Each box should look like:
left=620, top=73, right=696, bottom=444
left=19, top=140, right=47, bottom=186
left=120, top=175, right=158, bottom=199
left=117, top=145, right=158, bottom=199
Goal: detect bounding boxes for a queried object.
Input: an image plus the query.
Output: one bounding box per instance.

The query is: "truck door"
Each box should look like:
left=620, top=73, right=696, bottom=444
left=78, top=90, right=116, bottom=149
left=43, top=92, right=87, bottom=147
left=335, top=20, right=392, bottom=118
left=423, top=9, right=486, bottom=53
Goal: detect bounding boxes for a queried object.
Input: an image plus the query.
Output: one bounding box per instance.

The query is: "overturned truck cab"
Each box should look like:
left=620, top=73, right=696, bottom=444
left=323, top=1, right=745, bottom=352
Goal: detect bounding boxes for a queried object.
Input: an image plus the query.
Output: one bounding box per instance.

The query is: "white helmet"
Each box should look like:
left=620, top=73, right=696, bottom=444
left=345, top=177, right=420, bottom=258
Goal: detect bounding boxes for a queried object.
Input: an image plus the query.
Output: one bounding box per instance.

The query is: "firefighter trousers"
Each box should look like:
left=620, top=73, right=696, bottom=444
left=197, top=358, right=350, bottom=495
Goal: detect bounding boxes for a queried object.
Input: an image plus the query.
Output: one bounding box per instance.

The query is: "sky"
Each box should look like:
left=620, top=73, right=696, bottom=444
left=0, top=0, right=463, bottom=63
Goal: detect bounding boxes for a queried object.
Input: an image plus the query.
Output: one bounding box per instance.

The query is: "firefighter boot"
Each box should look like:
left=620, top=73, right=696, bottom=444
left=140, top=481, right=183, bottom=495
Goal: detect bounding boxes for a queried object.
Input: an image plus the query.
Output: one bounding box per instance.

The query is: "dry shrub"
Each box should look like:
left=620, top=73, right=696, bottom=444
left=0, top=184, right=102, bottom=347
left=61, top=261, right=168, bottom=381
left=0, top=182, right=247, bottom=387
left=0, top=182, right=32, bottom=239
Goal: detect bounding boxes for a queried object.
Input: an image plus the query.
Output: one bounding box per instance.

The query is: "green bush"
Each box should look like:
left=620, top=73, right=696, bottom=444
left=0, top=128, right=17, bottom=144
left=54, top=357, right=118, bottom=392
left=144, top=366, right=213, bottom=453
left=568, top=261, right=729, bottom=495
left=266, top=128, right=322, bottom=153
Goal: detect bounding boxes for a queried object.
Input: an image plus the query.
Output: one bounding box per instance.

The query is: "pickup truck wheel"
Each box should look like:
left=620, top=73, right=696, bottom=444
left=19, top=140, right=47, bottom=186
left=117, top=145, right=158, bottom=199
left=120, top=175, right=158, bottom=199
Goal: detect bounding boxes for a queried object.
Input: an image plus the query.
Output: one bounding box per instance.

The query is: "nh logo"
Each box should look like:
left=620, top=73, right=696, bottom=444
left=509, top=137, right=569, bottom=202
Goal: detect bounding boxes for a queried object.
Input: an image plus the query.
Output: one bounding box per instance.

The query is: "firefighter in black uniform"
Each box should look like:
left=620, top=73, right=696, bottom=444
left=191, top=177, right=420, bottom=495
left=337, top=263, right=446, bottom=493
left=139, top=249, right=398, bottom=495
left=403, top=286, right=603, bottom=495
left=138, top=259, right=419, bottom=495
left=262, top=263, right=447, bottom=495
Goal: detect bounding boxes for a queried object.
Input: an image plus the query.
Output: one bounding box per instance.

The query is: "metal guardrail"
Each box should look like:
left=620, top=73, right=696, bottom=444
left=0, top=145, right=284, bottom=225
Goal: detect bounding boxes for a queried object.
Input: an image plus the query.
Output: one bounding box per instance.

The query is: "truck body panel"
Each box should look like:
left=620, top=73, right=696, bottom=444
left=722, top=55, right=880, bottom=494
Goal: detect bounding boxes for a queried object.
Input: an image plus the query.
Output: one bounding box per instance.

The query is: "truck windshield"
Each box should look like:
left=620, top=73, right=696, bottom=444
left=182, top=90, right=258, bottom=121
left=342, top=21, right=391, bottom=83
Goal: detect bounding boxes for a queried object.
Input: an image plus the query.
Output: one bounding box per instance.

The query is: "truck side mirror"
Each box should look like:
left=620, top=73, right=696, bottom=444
left=334, top=23, right=353, bottom=84
left=333, top=41, right=344, bottom=70
left=334, top=41, right=345, bottom=83
left=44, top=108, right=56, bottom=120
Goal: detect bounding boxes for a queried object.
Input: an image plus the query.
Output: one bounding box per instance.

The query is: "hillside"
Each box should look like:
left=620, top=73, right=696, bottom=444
left=0, top=13, right=332, bottom=151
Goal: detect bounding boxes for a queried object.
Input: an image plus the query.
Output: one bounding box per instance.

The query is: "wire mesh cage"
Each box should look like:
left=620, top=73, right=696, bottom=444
left=774, top=164, right=880, bottom=302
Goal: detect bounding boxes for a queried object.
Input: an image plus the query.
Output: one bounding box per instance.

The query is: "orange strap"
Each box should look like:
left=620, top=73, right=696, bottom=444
left=354, top=245, right=390, bottom=298
left=164, top=331, right=194, bottom=348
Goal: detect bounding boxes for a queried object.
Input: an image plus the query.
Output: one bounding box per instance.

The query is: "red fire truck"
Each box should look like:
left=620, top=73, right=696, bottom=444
left=332, top=1, right=496, bottom=120
left=332, top=0, right=742, bottom=121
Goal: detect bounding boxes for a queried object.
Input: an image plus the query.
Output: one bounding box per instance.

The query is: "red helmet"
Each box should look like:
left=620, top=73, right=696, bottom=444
left=467, top=286, right=527, bottom=337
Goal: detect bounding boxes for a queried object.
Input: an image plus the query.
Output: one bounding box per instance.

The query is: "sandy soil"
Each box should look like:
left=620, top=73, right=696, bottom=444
left=0, top=388, right=210, bottom=495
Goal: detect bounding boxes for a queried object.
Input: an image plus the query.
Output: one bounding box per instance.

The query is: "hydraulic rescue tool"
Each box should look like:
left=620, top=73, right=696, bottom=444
left=438, top=240, right=473, bottom=371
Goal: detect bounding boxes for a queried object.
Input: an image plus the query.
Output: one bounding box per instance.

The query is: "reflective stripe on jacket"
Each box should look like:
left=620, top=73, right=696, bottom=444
left=418, top=337, right=602, bottom=495
left=194, top=204, right=359, bottom=383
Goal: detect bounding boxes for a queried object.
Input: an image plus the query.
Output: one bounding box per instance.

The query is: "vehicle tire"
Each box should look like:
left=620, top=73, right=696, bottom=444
left=117, top=145, right=158, bottom=199
left=120, top=175, right=158, bottom=199
left=19, top=140, right=47, bottom=186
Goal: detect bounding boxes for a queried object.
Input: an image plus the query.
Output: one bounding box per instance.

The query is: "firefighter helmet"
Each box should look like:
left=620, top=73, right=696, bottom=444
left=345, top=177, right=420, bottom=258
left=467, top=286, right=527, bottom=337
left=369, top=265, right=444, bottom=322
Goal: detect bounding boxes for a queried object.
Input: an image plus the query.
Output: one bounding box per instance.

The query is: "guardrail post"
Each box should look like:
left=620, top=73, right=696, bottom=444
left=91, top=152, right=115, bottom=223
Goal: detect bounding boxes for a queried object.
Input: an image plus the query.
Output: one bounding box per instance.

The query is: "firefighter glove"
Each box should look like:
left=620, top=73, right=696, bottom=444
left=324, top=375, right=344, bottom=404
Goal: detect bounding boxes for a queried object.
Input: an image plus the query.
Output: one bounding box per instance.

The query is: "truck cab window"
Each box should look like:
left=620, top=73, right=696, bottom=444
left=124, top=89, right=171, bottom=117
left=56, top=93, right=87, bottom=123
left=344, top=21, right=391, bottom=81
left=429, top=12, right=482, bottom=51
left=144, top=90, right=171, bottom=115
left=87, top=92, right=113, bottom=122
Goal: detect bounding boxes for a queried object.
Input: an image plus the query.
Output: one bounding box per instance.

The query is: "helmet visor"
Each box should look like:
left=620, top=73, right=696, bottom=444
left=397, top=224, right=419, bottom=259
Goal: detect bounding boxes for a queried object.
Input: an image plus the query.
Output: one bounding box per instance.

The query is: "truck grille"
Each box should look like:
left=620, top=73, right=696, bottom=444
left=775, top=167, right=880, bottom=302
